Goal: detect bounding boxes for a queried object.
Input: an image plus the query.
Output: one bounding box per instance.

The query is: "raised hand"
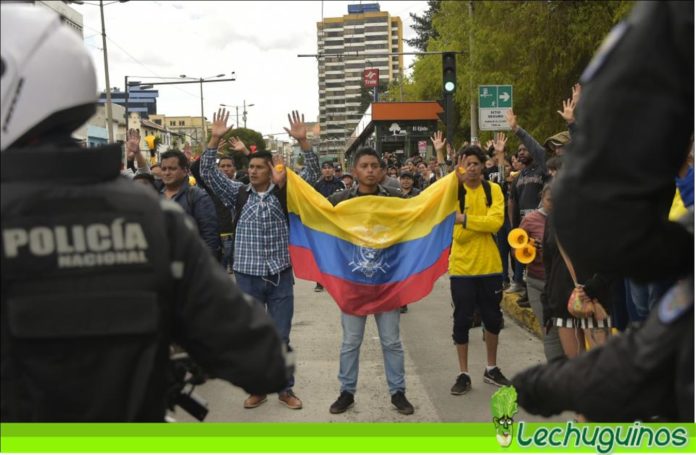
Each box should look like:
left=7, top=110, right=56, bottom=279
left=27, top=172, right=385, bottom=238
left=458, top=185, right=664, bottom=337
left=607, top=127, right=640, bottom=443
left=229, top=136, right=250, bottom=155
left=505, top=109, right=518, bottom=132
left=557, top=97, right=577, bottom=124
left=455, top=154, right=467, bottom=184
left=284, top=110, right=307, bottom=142
left=485, top=139, right=494, bottom=151
left=216, top=138, right=228, bottom=154
left=493, top=132, right=508, bottom=155
left=571, top=83, right=582, bottom=105
left=210, top=108, right=232, bottom=139
left=183, top=142, right=193, bottom=160
left=271, top=154, right=287, bottom=188
left=430, top=130, right=446, bottom=152
left=125, top=128, right=140, bottom=157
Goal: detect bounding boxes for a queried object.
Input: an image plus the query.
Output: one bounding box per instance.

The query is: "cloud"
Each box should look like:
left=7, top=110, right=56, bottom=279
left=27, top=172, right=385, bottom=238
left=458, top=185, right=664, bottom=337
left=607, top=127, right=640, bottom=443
left=73, top=1, right=429, bottom=137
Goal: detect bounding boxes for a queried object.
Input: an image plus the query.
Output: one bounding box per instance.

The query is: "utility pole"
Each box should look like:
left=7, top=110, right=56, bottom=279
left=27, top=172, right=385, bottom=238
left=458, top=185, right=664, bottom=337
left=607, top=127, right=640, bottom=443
left=468, top=0, right=478, bottom=143
left=199, top=79, right=206, bottom=148
left=243, top=100, right=248, bottom=128
left=99, top=0, right=114, bottom=143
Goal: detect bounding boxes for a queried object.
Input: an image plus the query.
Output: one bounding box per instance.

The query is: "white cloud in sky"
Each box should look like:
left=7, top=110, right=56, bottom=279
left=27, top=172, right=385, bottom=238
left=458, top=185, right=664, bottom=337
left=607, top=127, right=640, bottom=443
left=74, top=0, right=429, bottom=137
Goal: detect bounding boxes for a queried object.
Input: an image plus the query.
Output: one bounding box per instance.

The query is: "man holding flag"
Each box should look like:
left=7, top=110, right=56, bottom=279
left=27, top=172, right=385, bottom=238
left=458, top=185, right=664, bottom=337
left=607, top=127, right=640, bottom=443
left=278, top=145, right=468, bottom=415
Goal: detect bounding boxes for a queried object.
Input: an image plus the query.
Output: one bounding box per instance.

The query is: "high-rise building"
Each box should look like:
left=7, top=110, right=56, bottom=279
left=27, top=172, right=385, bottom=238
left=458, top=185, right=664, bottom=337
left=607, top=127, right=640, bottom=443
left=317, top=3, right=403, bottom=158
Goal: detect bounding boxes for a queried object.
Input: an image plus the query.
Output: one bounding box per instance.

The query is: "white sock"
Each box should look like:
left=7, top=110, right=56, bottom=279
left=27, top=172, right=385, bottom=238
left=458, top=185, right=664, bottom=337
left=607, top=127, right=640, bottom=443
left=486, top=365, right=497, bottom=372
left=459, top=371, right=469, bottom=376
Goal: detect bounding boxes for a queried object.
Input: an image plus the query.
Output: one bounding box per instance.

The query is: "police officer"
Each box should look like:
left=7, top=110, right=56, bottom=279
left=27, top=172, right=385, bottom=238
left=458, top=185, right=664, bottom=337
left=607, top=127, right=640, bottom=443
left=512, top=0, right=693, bottom=422
left=0, top=4, right=290, bottom=422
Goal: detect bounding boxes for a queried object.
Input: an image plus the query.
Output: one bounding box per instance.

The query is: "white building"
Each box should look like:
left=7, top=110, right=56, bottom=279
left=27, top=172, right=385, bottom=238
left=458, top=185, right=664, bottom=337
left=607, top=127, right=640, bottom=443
left=316, top=3, right=403, bottom=157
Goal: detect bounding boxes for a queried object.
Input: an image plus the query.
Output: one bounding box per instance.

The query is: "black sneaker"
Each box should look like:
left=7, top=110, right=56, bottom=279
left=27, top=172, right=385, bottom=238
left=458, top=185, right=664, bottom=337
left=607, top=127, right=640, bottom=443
left=314, top=283, right=324, bottom=292
left=391, top=391, right=414, bottom=415
left=329, top=391, right=354, bottom=414
left=483, top=367, right=511, bottom=387
left=450, top=373, right=472, bottom=395
left=517, top=296, right=530, bottom=308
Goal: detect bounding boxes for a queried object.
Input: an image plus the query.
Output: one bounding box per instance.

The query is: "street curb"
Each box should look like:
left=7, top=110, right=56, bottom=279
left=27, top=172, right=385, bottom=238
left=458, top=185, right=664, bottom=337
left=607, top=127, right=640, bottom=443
left=501, top=292, right=542, bottom=338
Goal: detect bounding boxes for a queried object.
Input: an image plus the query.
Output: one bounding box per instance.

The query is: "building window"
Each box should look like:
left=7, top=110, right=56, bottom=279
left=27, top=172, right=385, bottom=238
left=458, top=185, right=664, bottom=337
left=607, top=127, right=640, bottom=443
left=169, top=121, right=176, bottom=126
left=179, top=121, right=185, bottom=126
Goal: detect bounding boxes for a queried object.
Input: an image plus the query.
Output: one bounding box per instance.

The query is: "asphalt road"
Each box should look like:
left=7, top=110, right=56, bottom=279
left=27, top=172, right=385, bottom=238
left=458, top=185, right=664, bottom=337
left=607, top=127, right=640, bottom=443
left=171, top=275, right=568, bottom=423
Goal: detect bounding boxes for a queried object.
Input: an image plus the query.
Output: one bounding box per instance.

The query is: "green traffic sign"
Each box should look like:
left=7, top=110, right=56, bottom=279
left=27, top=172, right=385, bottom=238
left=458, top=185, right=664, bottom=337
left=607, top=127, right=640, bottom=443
left=478, top=85, right=513, bottom=109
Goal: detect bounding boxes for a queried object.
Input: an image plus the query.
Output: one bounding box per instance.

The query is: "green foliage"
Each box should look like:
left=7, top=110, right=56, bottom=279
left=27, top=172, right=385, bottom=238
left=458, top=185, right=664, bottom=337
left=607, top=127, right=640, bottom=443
left=491, top=386, right=518, bottom=418
left=406, top=0, right=442, bottom=52
left=405, top=0, right=634, bottom=148
left=218, top=127, right=266, bottom=169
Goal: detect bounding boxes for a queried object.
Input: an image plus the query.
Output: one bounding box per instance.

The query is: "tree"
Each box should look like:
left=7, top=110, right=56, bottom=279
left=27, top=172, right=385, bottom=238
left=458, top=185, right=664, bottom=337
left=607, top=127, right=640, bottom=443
left=406, top=0, right=634, bottom=149
left=406, top=0, right=442, bottom=52
left=218, top=127, right=266, bottom=170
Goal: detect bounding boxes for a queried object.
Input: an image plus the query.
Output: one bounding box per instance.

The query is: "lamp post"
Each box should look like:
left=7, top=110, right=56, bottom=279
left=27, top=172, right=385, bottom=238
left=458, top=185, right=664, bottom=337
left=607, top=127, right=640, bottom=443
left=180, top=74, right=228, bottom=148
left=219, top=102, right=254, bottom=129
left=242, top=100, right=255, bottom=128
left=122, top=74, right=235, bottom=151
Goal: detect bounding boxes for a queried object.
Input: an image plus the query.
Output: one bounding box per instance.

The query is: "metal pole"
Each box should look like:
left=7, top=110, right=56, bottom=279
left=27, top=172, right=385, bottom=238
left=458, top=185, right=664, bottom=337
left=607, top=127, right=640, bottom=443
left=100, top=0, right=114, bottom=143
left=199, top=78, right=206, bottom=149
left=243, top=100, right=247, bottom=128
left=123, top=75, right=128, bottom=169
left=468, top=1, right=478, bottom=143
left=236, top=106, right=239, bottom=129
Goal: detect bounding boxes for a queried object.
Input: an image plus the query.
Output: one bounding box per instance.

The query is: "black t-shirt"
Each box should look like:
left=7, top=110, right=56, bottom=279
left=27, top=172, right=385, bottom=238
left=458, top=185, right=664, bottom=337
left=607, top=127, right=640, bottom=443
left=509, top=165, right=547, bottom=225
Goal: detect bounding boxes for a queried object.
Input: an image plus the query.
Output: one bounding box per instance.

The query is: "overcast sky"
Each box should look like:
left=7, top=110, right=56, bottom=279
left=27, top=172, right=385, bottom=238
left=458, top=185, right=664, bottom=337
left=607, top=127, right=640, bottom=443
left=73, top=1, right=428, bottom=137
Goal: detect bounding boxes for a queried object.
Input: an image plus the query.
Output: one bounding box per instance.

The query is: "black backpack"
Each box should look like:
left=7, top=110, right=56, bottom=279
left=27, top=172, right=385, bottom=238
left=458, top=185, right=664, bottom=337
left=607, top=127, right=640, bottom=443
left=458, top=179, right=493, bottom=213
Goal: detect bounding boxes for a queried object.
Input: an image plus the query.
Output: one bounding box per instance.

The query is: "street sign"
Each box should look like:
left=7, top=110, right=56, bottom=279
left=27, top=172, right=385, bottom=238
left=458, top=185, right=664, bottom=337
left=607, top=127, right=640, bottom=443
left=363, top=68, right=379, bottom=88
left=478, top=85, right=513, bottom=130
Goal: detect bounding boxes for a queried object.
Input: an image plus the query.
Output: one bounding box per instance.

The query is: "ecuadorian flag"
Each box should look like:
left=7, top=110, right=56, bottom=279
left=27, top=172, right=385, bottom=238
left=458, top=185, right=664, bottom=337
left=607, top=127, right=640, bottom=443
left=286, top=170, right=459, bottom=316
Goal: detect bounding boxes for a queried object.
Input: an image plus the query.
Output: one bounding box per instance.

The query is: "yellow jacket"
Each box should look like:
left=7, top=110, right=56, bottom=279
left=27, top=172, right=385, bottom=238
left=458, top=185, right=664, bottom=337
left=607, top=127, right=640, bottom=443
left=448, top=181, right=505, bottom=277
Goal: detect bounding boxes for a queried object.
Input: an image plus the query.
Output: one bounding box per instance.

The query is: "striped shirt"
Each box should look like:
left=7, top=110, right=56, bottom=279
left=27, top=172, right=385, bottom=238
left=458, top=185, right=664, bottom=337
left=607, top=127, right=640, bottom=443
left=200, top=147, right=319, bottom=276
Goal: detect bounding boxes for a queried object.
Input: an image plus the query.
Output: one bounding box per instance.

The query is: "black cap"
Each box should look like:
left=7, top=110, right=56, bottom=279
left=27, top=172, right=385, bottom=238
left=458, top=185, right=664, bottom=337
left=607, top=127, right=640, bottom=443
left=399, top=172, right=414, bottom=180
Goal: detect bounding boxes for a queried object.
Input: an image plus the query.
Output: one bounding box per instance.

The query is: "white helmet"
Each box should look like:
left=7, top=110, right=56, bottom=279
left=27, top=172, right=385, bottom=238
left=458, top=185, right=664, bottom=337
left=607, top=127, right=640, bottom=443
left=1, top=4, right=97, bottom=151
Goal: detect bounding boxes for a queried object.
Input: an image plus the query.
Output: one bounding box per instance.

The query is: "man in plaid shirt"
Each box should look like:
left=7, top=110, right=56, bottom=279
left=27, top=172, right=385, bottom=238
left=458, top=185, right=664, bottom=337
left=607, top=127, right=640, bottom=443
left=201, top=108, right=319, bottom=411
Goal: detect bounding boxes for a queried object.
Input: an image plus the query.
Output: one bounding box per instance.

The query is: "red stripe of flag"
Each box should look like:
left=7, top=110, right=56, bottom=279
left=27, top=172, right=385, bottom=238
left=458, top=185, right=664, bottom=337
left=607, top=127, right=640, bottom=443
left=290, top=245, right=450, bottom=316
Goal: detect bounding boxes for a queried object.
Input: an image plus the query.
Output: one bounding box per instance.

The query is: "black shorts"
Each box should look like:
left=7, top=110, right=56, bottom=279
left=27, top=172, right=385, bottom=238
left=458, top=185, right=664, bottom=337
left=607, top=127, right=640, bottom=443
left=450, top=275, right=503, bottom=344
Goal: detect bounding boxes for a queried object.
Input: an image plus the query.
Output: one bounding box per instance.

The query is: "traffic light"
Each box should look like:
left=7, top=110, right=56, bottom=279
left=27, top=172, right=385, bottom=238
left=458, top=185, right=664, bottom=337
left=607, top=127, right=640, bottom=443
left=442, top=52, right=456, bottom=94
left=441, top=52, right=456, bottom=146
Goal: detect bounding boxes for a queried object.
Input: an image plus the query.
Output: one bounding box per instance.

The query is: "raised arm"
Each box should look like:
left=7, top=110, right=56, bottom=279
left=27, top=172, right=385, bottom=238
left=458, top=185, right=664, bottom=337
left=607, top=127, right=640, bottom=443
left=201, top=108, right=244, bottom=208
left=284, top=110, right=319, bottom=183
left=126, top=129, right=151, bottom=175
left=505, top=109, right=547, bottom=171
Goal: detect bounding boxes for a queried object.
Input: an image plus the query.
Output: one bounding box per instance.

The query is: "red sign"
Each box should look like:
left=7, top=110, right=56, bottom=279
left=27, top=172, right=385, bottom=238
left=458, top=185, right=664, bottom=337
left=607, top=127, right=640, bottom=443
left=249, top=145, right=257, bottom=153
left=363, top=68, right=379, bottom=88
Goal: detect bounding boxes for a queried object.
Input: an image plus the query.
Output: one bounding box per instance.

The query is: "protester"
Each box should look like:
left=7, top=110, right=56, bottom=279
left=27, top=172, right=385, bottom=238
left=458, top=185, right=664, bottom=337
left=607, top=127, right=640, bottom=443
left=519, top=184, right=564, bottom=362
left=200, top=108, right=320, bottom=411
left=323, top=147, right=414, bottom=416
left=160, top=149, right=221, bottom=258
left=0, top=3, right=290, bottom=422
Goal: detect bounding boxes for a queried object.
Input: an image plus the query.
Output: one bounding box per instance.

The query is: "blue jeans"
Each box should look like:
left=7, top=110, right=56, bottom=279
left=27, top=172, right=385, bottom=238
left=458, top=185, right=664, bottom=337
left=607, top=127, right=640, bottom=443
left=625, top=278, right=672, bottom=322
left=497, top=217, right=524, bottom=284
left=221, top=235, right=234, bottom=271
left=235, top=267, right=295, bottom=390
left=339, top=309, right=405, bottom=396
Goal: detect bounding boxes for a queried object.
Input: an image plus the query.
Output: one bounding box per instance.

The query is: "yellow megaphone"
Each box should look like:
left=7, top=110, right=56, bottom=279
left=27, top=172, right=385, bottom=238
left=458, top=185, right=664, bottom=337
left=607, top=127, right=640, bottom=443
left=515, top=242, right=537, bottom=264
left=145, top=135, right=156, bottom=150
left=507, top=228, right=528, bottom=249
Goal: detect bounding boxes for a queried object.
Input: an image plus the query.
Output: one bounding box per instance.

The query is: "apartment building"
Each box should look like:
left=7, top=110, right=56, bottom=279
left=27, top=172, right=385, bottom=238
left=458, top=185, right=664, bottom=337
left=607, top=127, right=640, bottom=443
left=317, top=3, right=403, bottom=158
